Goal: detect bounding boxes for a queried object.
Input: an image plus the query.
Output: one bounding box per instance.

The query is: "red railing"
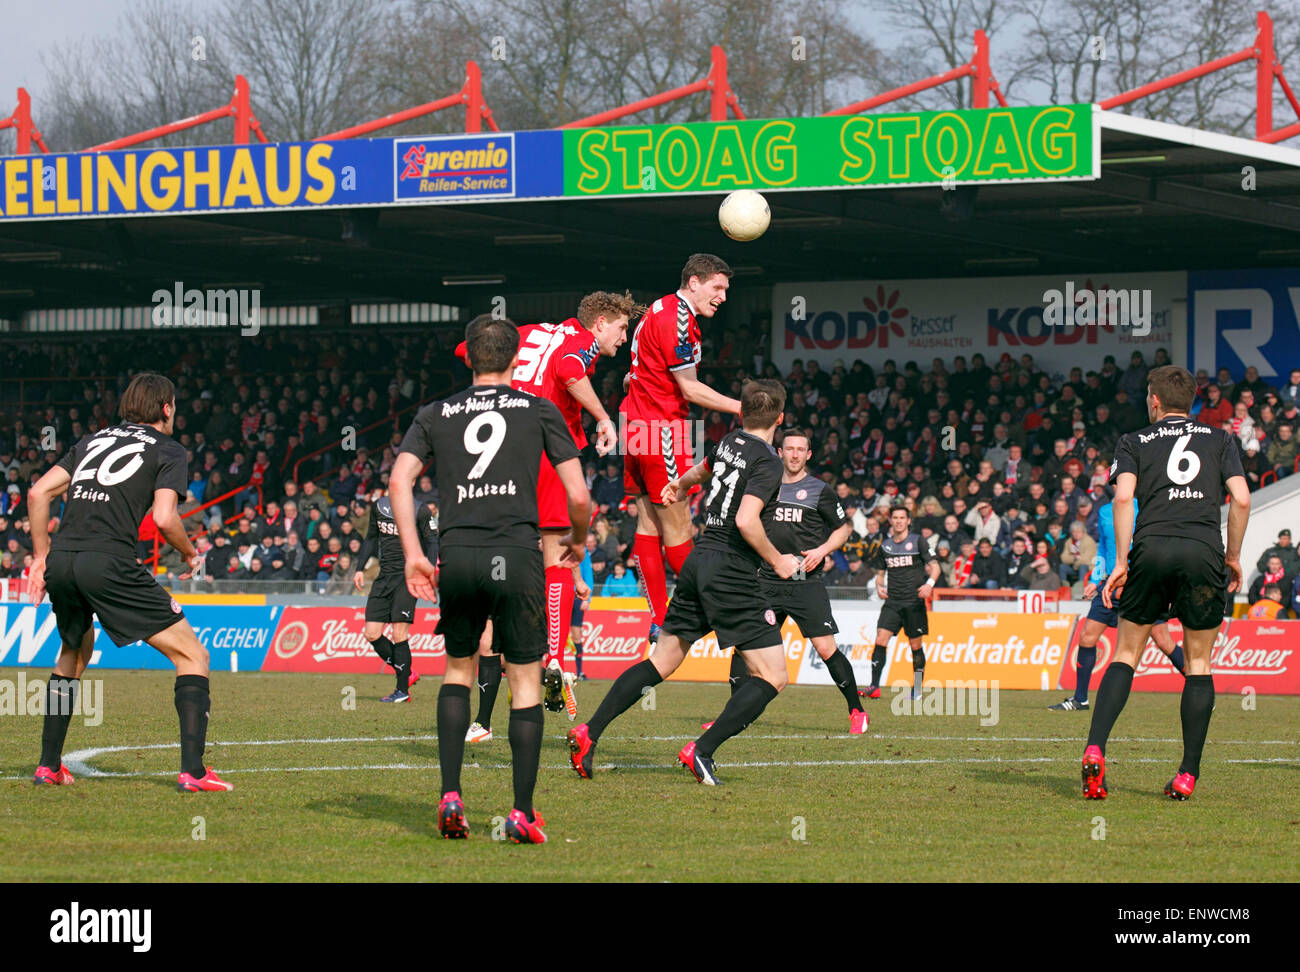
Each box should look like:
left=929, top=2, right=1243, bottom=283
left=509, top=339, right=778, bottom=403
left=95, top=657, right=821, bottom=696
left=1, top=88, right=48, bottom=153
left=316, top=61, right=497, bottom=139
left=826, top=29, right=1007, bottom=115
left=141, top=478, right=263, bottom=572
left=83, top=75, right=267, bottom=153
left=559, top=46, right=743, bottom=127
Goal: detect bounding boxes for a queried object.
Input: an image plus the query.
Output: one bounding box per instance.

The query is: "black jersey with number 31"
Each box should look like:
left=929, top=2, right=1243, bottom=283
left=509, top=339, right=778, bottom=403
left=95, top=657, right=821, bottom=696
left=696, top=430, right=782, bottom=568
left=1110, top=415, right=1244, bottom=551
left=52, top=423, right=189, bottom=556
left=398, top=384, right=578, bottom=549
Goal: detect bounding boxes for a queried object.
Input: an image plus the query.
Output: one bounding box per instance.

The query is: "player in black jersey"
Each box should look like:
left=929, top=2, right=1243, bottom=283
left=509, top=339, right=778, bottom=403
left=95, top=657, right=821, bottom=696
left=864, top=506, right=941, bottom=701
left=744, top=431, right=865, bottom=732
left=389, top=315, right=590, bottom=844
left=26, top=373, right=232, bottom=792
left=353, top=495, right=438, bottom=702
left=567, top=380, right=800, bottom=786
left=1084, top=366, right=1251, bottom=802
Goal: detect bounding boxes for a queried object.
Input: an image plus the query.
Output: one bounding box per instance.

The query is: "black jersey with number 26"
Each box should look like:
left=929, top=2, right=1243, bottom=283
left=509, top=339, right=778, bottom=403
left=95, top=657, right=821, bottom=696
left=1110, top=415, right=1244, bottom=551
left=52, top=423, right=188, bottom=556
left=871, top=532, right=932, bottom=602
left=399, top=384, right=579, bottom=549
left=696, top=430, right=782, bottom=568
left=759, top=474, right=847, bottom=581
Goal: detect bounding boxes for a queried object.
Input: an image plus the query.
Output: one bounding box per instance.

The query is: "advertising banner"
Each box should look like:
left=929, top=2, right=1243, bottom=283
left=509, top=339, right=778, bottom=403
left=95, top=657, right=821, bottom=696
left=795, top=603, right=884, bottom=687
left=1188, top=268, right=1300, bottom=381
left=261, top=606, right=446, bottom=674
left=772, top=272, right=1185, bottom=380
left=887, top=612, right=1078, bottom=690
left=575, top=598, right=652, bottom=680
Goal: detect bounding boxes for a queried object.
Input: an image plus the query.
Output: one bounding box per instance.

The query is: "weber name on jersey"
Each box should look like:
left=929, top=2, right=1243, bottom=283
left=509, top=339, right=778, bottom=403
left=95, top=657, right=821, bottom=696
left=359, top=496, right=437, bottom=573
left=872, top=532, right=931, bottom=601
left=759, top=475, right=847, bottom=582
left=53, top=423, right=188, bottom=555
left=398, top=385, right=578, bottom=548
left=696, top=430, right=781, bottom=568
left=1110, top=415, right=1244, bottom=551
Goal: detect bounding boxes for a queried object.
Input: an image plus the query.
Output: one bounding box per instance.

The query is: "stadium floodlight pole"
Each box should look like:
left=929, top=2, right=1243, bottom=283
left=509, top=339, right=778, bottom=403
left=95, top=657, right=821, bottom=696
left=1, top=88, right=49, bottom=154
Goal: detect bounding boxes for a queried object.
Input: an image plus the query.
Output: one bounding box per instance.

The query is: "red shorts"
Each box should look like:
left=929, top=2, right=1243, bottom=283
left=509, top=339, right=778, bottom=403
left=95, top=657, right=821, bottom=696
left=537, top=458, right=570, bottom=530
left=622, top=418, right=698, bottom=501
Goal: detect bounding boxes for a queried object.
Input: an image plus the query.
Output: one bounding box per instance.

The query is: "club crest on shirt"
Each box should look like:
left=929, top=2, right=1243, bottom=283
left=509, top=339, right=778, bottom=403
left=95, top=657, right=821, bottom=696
left=796, top=489, right=808, bottom=500
left=764, top=609, right=776, bottom=625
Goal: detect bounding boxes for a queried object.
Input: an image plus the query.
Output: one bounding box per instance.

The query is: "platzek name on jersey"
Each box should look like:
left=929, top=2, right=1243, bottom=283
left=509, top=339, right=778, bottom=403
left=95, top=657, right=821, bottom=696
left=456, top=480, right=518, bottom=502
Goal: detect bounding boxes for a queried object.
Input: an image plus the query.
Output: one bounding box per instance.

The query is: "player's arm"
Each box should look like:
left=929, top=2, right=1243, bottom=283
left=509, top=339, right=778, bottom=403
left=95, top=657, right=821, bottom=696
left=391, top=449, right=437, bottom=601
left=1102, top=472, right=1136, bottom=609
left=354, top=509, right=378, bottom=591
left=671, top=366, right=741, bottom=415
left=151, top=487, right=196, bottom=563
left=562, top=370, right=617, bottom=456
left=920, top=558, right=941, bottom=597
left=24, top=463, right=71, bottom=603
left=661, top=457, right=712, bottom=505
left=736, top=494, right=798, bottom=579
left=1224, top=474, right=1251, bottom=594
left=803, top=522, right=852, bottom=574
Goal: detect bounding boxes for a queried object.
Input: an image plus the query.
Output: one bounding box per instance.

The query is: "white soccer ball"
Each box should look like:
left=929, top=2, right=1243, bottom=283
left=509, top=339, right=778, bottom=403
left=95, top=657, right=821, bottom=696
left=718, top=189, right=770, bottom=242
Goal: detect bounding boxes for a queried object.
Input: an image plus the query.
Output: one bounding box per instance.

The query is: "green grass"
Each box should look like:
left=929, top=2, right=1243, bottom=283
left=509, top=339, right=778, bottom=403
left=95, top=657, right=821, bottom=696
left=1, top=667, right=1296, bottom=882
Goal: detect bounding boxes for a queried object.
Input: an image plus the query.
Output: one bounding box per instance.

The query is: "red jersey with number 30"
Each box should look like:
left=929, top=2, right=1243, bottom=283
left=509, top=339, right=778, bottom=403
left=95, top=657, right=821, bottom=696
left=620, top=292, right=701, bottom=423
left=455, top=319, right=599, bottom=448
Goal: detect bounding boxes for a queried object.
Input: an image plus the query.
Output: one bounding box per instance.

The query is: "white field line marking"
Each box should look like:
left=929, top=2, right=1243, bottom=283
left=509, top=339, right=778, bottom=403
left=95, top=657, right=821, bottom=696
left=6, top=755, right=1297, bottom=783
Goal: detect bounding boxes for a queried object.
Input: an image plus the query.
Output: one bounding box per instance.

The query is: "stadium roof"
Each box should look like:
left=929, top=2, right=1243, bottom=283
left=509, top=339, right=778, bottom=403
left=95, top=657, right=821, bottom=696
left=2, top=109, right=1299, bottom=319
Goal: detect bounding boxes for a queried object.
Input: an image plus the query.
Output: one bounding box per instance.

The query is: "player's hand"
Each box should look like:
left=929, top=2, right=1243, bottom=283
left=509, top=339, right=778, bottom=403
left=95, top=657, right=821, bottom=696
left=773, top=553, right=801, bottom=580
left=27, top=558, right=46, bottom=603
left=917, top=579, right=935, bottom=599
left=1225, top=556, right=1243, bottom=594
left=660, top=479, right=683, bottom=505
left=405, top=555, right=438, bottom=601
left=877, top=585, right=888, bottom=600
left=575, top=575, right=591, bottom=600
left=622, top=373, right=631, bottom=393
left=189, top=554, right=203, bottom=572
left=353, top=571, right=365, bottom=592
left=557, top=533, right=584, bottom=568
left=1102, top=563, right=1127, bottom=609
left=800, top=547, right=827, bottom=574
left=595, top=418, right=618, bottom=456
left=1083, top=580, right=1098, bottom=600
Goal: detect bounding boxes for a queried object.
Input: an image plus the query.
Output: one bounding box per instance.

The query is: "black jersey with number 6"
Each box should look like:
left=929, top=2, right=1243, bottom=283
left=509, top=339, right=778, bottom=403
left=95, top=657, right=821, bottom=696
left=52, top=423, right=188, bottom=556
left=871, top=532, right=932, bottom=602
left=1110, top=415, right=1244, bottom=551
left=398, top=384, right=578, bottom=549
left=758, top=474, right=847, bottom=582
left=695, top=430, right=782, bottom=568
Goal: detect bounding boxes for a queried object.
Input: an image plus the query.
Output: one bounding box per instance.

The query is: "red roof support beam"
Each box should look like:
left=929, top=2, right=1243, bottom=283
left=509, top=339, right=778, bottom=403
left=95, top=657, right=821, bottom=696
left=315, top=61, right=498, bottom=140
left=1, top=88, right=49, bottom=153
left=83, top=75, right=268, bottom=152
left=825, top=30, right=1008, bottom=115
left=558, top=45, right=743, bottom=128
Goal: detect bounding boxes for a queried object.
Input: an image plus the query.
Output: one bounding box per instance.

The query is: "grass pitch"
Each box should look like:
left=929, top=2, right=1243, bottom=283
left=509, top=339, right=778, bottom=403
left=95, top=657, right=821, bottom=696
left=1, top=668, right=1296, bottom=882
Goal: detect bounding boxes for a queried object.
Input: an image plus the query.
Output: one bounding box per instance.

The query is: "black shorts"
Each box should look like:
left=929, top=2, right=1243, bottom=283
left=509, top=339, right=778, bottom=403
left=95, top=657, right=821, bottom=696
left=46, top=549, right=187, bottom=648
left=878, top=598, right=928, bottom=638
left=435, top=545, right=546, bottom=665
left=759, top=578, right=837, bottom=636
left=1086, top=595, right=1172, bottom=628
left=662, top=549, right=782, bottom=652
left=570, top=595, right=585, bottom=629
left=1120, top=537, right=1225, bottom=631
left=365, top=571, right=416, bottom=624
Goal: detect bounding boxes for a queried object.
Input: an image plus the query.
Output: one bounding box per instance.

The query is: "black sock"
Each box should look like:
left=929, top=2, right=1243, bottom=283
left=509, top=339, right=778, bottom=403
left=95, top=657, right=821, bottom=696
left=1178, top=675, right=1215, bottom=778
left=475, top=654, right=502, bottom=729
left=1075, top=644, right=1098, bottom=703
left=39, top=675, right=79, bottom=769
left=437, top=684, right=471, bottom=795
left=508, top=704, right=544, bottom=820
left=174, top=675, right=211, bottom=778
left=391, top=640, right=412, bottom=691
left=1168, top=643, right=1186, bottom=674
left=912, top=647, right=926, bottom=671
left=370, top=635, right=394, bottom=666
left=1086, top=663, right=1134, bottom=755
left=587, top=659, right=662, bottom=741
left=871, top=645, right=886, bottom=687
left=823, top=649, right=862, bottom=712
left=697, top=677, right=779, bottom=758
left=572, top=640, right=584, bottom=677
left=728, top=650, right=749, bottom=696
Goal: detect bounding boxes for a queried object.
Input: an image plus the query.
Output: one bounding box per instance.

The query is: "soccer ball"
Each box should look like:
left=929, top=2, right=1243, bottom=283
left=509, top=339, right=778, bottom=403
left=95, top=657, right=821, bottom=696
left=718, top=189, right=770, bottom=241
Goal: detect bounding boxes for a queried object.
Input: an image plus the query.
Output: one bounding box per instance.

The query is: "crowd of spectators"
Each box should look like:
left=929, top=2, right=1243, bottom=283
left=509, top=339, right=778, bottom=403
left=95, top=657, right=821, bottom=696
left=2, top=325, right=1299, bottom=615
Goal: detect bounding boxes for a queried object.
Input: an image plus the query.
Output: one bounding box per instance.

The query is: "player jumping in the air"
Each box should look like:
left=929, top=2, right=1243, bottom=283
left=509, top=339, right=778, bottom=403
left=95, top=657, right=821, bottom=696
left=354, top=494, right=437, bottom=702
left=862, top=505, right=940, bottom=701
left=1049, top=496, right=1186, bottom=711
left=568, top=380, right=799, bottom=786
left=26, top=373, right=232, bottom=792
left=620, top=254, right=742, bottom=651
left=1083, top=366, right=1251, bottom=802
left=740, top=431, right=864, bottom=732
left=456, top=291, right=637, bottom=720
left=392, top=315, right=590, bottom=844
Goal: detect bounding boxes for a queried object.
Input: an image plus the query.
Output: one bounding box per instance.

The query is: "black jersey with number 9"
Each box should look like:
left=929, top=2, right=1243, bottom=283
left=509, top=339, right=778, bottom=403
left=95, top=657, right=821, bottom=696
left=52, top=423, right=189, bottom=556
left=696, top=430, right=782, bottom=568
left=1110, top=415, right=1244, bottom=551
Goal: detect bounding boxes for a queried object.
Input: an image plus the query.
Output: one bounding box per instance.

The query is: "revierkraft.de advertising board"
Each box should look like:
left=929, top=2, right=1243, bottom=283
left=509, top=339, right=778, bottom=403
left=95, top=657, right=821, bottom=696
left=886, top=612, right=1078, bottom=690
left=1058, top=617, right=1300, bottom=694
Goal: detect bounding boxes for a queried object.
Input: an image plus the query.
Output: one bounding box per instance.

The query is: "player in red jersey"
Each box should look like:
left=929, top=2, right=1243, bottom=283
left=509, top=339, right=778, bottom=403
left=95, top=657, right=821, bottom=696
left=621, top=254, right=741, bottom=646
left=455, top=291, right=640, bottom=719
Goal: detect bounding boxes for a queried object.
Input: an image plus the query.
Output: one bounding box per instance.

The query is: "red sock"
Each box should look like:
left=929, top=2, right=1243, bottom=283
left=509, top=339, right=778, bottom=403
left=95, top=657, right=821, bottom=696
left=665, top=539, right=693, bottom=576
left=633, top=533, right=668, bottom=625
left=544, top=565, right=573, bottom=671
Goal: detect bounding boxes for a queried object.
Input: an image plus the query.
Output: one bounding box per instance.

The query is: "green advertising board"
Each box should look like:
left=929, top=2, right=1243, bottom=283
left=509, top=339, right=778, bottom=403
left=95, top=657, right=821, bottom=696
left=563, top=104, right=1095, bottom=197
